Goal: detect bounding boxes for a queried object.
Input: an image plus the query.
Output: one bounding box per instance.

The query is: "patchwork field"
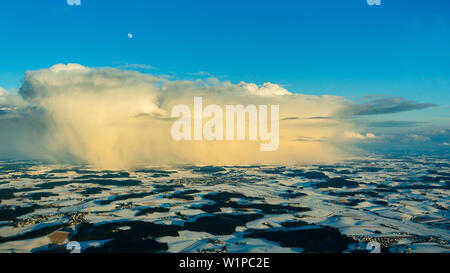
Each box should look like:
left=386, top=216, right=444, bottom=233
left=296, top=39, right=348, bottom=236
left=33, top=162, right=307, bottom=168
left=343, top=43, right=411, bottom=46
left=0, top=154, right=449, bottom=253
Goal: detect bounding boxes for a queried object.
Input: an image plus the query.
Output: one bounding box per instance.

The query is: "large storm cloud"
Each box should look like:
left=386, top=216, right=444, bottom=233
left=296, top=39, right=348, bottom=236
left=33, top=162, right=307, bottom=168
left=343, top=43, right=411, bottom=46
left=2, top=63, right=429, bottom=169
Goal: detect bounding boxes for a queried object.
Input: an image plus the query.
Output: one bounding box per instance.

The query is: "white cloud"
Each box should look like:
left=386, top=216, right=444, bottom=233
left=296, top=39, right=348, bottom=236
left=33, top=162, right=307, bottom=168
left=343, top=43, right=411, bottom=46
left=5, top=63, right=442, bottom=168
left=402, top=134, right=431, bottom=142
left=0, top=63, right=353, bottom=168
left=440, top=142, right=450, bottom=146
left=239, top=82, right=291, bottom=97
left=49, top=63, right=89, bottom=72
left=344, top=131, right=377, bottom=140
left=0, top=87, right=26, bottom=110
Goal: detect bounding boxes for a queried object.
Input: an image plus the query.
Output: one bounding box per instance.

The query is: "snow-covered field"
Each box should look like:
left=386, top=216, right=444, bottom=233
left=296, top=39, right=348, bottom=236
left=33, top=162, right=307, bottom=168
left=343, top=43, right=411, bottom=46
left=0, top=154, right=449, bottom=253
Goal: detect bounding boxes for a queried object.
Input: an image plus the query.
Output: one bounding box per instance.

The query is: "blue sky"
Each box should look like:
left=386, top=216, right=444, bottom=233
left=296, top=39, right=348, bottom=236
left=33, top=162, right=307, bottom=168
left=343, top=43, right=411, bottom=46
left=0, top=1, right=449, bottom=107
